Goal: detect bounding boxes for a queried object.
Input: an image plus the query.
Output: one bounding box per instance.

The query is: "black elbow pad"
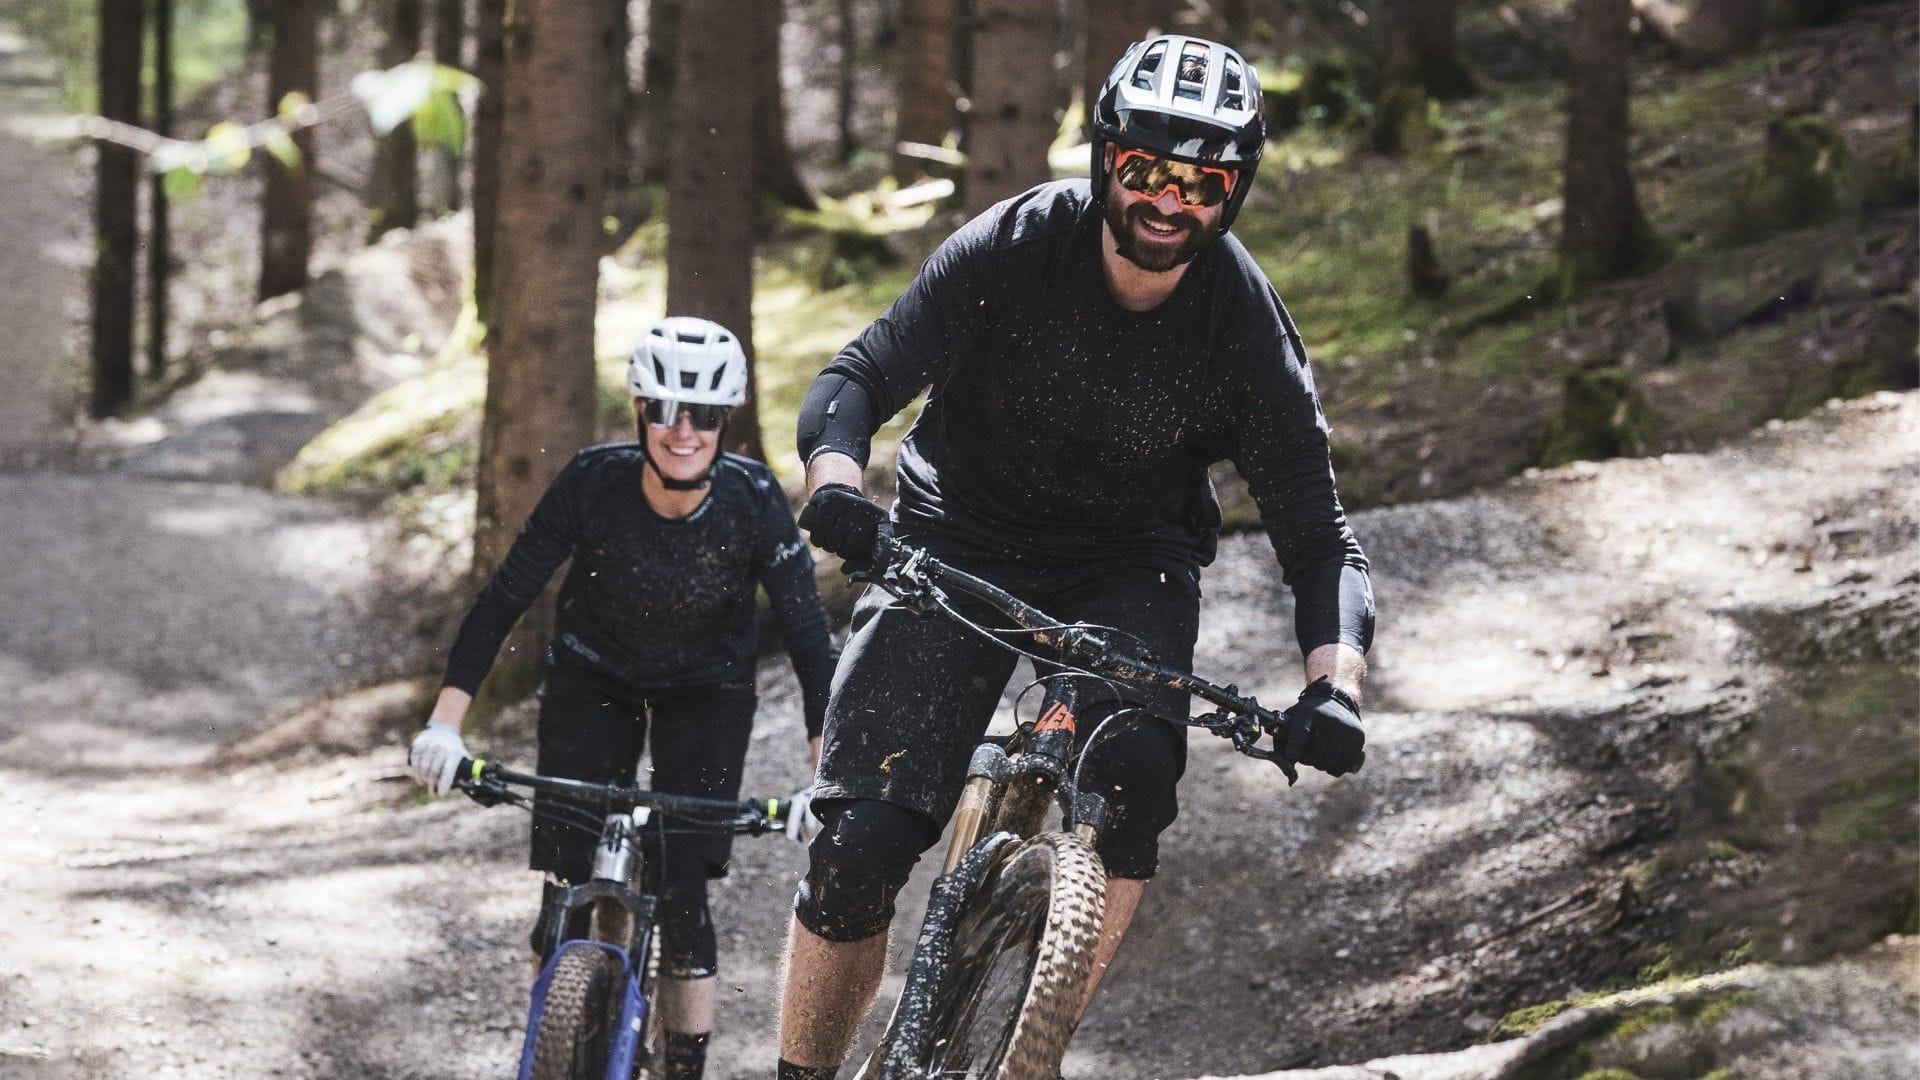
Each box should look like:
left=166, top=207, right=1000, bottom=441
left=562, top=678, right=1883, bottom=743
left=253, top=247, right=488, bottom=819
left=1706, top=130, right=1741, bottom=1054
left=796, top=373, right=877, bottom=465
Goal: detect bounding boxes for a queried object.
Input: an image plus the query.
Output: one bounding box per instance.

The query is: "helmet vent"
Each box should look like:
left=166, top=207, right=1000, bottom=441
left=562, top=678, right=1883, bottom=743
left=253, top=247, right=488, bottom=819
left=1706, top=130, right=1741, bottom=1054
left=679, top=371, right=699, bottom=389
left=676, top=331, right=705, bottom=344
left=709, top=368, right=726, bottom=391
left=1131, top=41, right=1164, bottom=90
left=1221, top=58, right=1245, bottom=110
left=653, top=358, right=668, bottom=385
left=1175, top=43, right=1208, bottom=102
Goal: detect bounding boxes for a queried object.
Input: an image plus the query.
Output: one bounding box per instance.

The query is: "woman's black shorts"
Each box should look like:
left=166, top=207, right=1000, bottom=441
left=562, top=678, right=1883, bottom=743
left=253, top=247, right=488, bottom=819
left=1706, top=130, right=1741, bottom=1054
left=530, top=656, right=757, bottom=883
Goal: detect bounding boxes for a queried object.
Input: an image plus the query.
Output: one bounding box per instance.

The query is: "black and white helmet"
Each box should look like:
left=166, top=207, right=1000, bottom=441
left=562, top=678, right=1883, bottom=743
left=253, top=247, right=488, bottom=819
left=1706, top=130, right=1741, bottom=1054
left=1092, top=35, right=1266, bottom=230
left=627, top=316, right=748, bottom=406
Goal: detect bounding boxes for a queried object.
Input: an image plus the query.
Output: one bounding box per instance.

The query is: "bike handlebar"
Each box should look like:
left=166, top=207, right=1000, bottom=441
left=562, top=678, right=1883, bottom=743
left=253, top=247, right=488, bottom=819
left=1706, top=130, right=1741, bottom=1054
left=866, top=535, right=1303, bottom=783
left=452, top=758, right=791, bottom=834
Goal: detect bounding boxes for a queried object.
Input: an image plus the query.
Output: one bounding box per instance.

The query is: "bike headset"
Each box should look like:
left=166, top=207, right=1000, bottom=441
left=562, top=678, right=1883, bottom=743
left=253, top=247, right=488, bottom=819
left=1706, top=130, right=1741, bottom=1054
left=627, top=316, right=749, bottom=491
left=1091, top=34, right=1267, bottom=233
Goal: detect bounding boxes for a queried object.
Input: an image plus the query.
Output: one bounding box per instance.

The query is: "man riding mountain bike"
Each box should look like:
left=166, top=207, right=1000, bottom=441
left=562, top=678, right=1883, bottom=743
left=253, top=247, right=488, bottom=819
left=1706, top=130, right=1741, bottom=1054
left=774, top=36, right=1377, bottom=1080
left=408, top=317, right=838, bottom=1080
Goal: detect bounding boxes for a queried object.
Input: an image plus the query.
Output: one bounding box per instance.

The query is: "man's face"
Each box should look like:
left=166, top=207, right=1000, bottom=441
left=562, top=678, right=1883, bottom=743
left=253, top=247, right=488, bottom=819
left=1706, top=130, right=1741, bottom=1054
left=1101, top=148, right=1228, bottom=273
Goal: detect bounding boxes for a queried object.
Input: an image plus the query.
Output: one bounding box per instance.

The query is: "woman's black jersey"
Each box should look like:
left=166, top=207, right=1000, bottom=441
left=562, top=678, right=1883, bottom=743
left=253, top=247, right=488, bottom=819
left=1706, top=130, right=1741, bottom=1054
left=797, top=180, right=1373, bottom=656
left=442, top=446, right=839, bottom=735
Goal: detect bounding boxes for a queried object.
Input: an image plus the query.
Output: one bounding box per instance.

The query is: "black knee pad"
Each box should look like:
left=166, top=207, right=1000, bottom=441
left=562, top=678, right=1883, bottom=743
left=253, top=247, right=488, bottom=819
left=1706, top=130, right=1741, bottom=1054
left=1075, top=709, right=1186, bottom=879
left=793, top=799, right=942, bottom=942
left=650, top=858, right=719, bottom=979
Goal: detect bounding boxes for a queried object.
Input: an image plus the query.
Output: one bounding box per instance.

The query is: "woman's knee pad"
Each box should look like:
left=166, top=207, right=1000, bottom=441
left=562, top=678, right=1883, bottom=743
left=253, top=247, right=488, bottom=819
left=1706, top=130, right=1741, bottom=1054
left=792, top=799, right=942, bottom=942
left=644, top=847, right=719, bottom=978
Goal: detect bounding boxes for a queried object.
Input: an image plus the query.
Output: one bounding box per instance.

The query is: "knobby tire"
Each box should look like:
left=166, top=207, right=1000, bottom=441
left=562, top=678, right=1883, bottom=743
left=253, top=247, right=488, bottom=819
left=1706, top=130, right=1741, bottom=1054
left=530, top=943, right=621, bottom=1080
left=880, top=832, right=1106, bottom=1080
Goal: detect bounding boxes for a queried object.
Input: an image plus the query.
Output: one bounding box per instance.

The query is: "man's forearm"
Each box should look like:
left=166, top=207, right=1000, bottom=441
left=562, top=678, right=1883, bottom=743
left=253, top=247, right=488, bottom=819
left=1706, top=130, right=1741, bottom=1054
left=1305, top=642, right=1367, bottom=703
left=805, top=451, right=864, bottom=497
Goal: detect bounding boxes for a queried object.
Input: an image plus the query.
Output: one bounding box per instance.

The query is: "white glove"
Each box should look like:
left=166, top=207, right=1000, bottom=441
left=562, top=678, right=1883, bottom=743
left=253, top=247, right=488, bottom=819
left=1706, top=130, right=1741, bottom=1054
left=784, top=786, right=824, bottom=844
left=408, top=722, right=468, bottom=797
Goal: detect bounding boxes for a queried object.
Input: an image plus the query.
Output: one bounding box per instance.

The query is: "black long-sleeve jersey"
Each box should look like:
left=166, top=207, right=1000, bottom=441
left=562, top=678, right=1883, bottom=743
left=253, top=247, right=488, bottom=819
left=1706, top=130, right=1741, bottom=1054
left=443, top=447, right=840, bottom=735
left=797, top=180, right=1374, bottom=656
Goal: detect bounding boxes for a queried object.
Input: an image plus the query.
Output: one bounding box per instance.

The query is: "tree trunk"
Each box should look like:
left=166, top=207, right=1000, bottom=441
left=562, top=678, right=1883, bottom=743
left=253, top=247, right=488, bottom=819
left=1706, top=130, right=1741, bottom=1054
left=1216, top=0, right=1253, bottom=39
left=475, top=0, right=613, bottom=627
left=1562, top=0, right=1655, bottom=282
left=637, top=0, right=681, bottom=183
left=430, top=0, right=465, bottom=215
left=92, top=0, right=144, bottom=418
left=147, top=0, right=173, bottom=381
left=964, top=0, right=1060, bottom=215
left=752, top=0, right=812, bottom=210
left=1409, top=0, right=1475, bottom=100
left=260, top=0, right=317, bottom=302
left=1365, top=0, right=1423, bottom=154
left=603, top=0, right=639, bottom=237
left=837, top=0, right=857, bottom=162
left=472, top=0, right=505, bottom=324
left=894, top=0, right=955, bottom=180
left=668, top=0, right=766, bottom=463
left=1082, top=0, right=1151, bottom=139
left=369, top=0, right=424, bottom=241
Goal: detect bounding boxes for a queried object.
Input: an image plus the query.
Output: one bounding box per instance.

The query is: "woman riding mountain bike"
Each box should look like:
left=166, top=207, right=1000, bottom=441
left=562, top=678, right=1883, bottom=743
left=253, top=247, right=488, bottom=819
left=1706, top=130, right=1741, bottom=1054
left=408, top=316, right=838, bottom=1080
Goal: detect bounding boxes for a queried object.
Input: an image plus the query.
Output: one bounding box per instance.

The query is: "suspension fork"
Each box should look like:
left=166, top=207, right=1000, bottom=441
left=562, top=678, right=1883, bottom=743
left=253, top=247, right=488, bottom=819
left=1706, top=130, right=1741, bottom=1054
left=944, top=743, right=1011, bottom=873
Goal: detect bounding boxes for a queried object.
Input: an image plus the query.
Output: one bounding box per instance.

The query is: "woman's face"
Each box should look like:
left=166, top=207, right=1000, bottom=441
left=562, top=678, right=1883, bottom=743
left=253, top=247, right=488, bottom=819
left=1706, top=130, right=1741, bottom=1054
left=637, top=398, right=721, bottom=484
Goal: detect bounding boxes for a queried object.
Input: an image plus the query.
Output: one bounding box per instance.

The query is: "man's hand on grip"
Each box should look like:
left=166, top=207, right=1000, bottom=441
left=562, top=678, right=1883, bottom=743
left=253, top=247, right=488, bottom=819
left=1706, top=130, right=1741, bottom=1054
left=1278, top=678, right=1365, bottom=777
left=799, top=483, right=890, bottom=574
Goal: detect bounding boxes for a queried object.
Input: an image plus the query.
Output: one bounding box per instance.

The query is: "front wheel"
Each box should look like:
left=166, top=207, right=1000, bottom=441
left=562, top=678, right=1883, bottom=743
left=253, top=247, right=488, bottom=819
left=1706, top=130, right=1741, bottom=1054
left=530, top=943, right=621, bottom=1080
left=879, top=832, right=1107, bottom=1080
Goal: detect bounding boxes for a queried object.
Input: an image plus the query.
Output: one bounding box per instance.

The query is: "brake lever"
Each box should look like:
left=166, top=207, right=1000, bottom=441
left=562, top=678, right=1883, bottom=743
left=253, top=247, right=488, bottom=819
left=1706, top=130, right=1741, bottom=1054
left=1250, top=707, right=1300, bottom=786
left=458, top=778, right=516, bottom=807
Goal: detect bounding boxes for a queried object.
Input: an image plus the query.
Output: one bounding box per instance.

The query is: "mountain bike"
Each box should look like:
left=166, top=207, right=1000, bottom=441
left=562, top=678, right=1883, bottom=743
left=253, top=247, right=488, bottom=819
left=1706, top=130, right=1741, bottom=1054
left=452, top=758, right=789, bottom=1080
left=853, top=536, right=1313, bottom=1080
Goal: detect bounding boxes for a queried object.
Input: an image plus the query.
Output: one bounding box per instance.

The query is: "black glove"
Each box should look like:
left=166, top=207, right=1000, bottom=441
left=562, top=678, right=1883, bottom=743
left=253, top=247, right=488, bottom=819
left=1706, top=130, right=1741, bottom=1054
left=1278, top=678, right=1365, bottom=777
left=798, top=483, right=891, bottom=573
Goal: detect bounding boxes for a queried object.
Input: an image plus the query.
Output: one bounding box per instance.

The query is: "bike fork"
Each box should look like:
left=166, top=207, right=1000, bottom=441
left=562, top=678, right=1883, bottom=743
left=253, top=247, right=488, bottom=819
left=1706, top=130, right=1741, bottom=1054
left=943, top=743, right=1010, bottom=873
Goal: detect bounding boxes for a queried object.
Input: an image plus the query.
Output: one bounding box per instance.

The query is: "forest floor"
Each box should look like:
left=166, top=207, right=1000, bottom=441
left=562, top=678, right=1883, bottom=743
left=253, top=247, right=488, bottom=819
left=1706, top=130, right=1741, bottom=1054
left=3, top=7, right=1916, bottom=1080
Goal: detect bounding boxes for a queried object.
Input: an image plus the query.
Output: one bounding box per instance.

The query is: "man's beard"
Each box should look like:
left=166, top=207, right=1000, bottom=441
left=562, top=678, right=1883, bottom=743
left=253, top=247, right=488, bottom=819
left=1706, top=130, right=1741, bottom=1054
left=1102, top=181, right=1219, bottom=272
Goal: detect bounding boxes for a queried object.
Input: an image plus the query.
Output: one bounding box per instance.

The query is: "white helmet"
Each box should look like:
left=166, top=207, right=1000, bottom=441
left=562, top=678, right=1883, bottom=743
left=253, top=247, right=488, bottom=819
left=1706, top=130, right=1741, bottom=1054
left=628, top=317, right=748, bottom=406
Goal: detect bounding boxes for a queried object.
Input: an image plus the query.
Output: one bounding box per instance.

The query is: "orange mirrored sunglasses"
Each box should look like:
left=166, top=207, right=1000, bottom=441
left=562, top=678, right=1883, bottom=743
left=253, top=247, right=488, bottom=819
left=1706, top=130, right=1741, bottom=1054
left=1112, top=147, right=1237, bottom=208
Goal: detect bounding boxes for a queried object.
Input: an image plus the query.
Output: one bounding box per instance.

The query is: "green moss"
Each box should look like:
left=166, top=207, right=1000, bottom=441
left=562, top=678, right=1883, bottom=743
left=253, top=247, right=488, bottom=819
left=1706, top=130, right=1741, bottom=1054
left=279, top=349, right=486, bottom=497
left=1714, top=114, right=1851, bottom=247
left=1608, top=1004, right=1680, bottom=1043
left=1572, top=1069, right=1643, bottom=1080
left=1692, top=991, right=1757, bottom=1028
left=1490, top=991, right=1613, bottom=1039
left=1537, top=367, right=1656, bottom=468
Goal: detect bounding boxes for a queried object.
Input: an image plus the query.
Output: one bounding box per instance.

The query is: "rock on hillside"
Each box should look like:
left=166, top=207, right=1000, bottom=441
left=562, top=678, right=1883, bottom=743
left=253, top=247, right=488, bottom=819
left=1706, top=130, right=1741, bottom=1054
left=87, top=218, right=470, bottom=486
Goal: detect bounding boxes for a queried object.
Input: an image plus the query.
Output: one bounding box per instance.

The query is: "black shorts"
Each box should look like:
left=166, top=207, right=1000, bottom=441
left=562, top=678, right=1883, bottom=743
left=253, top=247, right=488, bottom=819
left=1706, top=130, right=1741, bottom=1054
left=813, top=533, right=1201, bottom=878
left=531, top=656, right=756, bottom=883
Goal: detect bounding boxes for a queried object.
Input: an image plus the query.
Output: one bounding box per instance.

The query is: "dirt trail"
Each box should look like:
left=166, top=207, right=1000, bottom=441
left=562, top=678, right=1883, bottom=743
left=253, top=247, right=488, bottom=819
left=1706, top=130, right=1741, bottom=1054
left=0, top=393, right=1910, bottom=1080
left=0, top=15, right=86, bottom=466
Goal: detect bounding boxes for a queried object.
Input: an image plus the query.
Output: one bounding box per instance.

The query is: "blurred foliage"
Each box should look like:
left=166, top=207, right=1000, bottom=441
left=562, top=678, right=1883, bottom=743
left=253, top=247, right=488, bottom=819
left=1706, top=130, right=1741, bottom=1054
left=6, top=0, right=249, bottom=113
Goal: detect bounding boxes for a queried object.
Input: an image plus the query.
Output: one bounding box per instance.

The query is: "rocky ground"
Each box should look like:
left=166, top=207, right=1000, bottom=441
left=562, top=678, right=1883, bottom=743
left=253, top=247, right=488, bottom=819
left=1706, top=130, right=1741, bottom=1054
left=2, top=9, right=1915, bottom=1080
